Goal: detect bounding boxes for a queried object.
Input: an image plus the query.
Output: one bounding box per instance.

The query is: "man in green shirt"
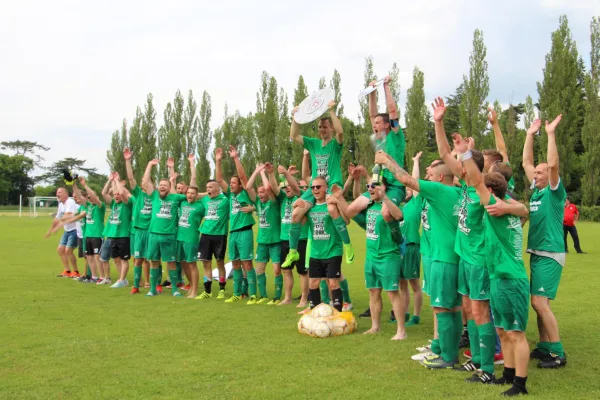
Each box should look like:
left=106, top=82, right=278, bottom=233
left=78, top=176, right=109, bottom=283
left=284, top=100, right=354, bottom=268
left=215, top=146, right=257, bottom=304
left=464, top=151, right=531, bottom=396
left=176, top=185, right=205, bottom=299
left=376, top=149, right=461, bottom=369
left=485, top=107, right=516, bottom=193
left=142, top=159, right=187, bottom=297
left=520, top=115, right=567, bottom=368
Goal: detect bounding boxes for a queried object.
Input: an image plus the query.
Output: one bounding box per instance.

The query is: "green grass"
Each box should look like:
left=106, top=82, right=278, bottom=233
left=1, top=219, right=599, bottom=399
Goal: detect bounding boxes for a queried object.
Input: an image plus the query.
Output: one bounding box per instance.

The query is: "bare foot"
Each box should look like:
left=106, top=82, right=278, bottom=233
left=296, top=301, right=308, bottom=308
left=278, top=299, right=292, bottom=305
left=363, top=328, right=380, bottom=335
left=186, top=292, right=198, bottom=299
left=391, top=332, right=407, bottom=341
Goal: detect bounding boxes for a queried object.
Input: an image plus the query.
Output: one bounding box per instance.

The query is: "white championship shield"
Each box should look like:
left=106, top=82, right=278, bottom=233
left=294, top=88, right=335, bottom=124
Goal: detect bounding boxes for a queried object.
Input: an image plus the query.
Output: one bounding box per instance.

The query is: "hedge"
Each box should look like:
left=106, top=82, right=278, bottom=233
left=579, top=206, right=600, bottom=222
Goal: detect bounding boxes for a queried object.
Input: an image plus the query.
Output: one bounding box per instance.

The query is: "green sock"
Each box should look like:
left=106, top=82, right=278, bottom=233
left=548, top=341, right=565, bottom=357
left=176, top=262, right=182, bottom=284
left=320, top=280, right=330, bottom=303
left=437, top=312, right=459, bottom=362
left=86, top=263, right=91, bottom=276
left=247, top=269, right=257, bottom=297
left=467, top=320, right=480, bottom=365
left=168, top=270, right=179, bottom=294
left=339, top=278, right=351, bottom=303
left=257, top=273, right=267, bottom=298
left=537, top=341, right=551, bottom=354
left=305, top=239, right=311, bottom=269
left=158, top=264, right=163, bottom=285
left=333, top=217, right=351, bottom=244
left=478, top=322, right=496, bottom=374
left=289, top=223, right=301, bottom=250
left=150, top=268, right=159, bottom=294
left=386, top=220, right=404, bottom=244
left=405, top=312, right=411, bottom=323
left=274, top=275, right=283, bottom=300
left=431, top=338, right=441, bottom=355
left=133, top=266, right=142, bottom=288
left=452, top=311, right=464, bottom=353
left=241, top=277, right=248, bottom=296
left=233, top=269, right=243, bottom=296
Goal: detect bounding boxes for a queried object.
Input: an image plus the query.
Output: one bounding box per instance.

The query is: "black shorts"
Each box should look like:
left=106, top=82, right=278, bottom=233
left=198, top=234, right=227, bottom=261
left=309, top=256, right=342, bottom=279
left=280, top=239, right=308, bottom=275
left=85, top=237, right=103, bottom=256
left=110, top=237, right=131, bottom=260
left=77, top=238, right=84, bottom=258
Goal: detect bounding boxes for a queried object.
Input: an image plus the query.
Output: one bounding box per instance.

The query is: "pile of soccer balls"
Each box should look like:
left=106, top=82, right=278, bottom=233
left=297, top=303, right=357, bottom=338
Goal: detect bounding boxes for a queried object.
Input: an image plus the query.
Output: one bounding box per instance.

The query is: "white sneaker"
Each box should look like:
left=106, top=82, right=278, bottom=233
left=110, top=280, right=127, bottom=289
left=124, top=279, right=129, bottom=286
left=105, top=278, right=112, bottom=284
left=342, top=302, right=353, bottom=311
left=416, top=344, right=431, bottom=352
left=411, top=351, right=435, bottom=361
left=96, top=278, right=107, bottom=285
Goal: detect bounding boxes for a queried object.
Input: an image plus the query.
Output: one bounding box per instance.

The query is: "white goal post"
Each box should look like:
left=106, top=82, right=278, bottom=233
left=27, top=196, right=62, bottom=218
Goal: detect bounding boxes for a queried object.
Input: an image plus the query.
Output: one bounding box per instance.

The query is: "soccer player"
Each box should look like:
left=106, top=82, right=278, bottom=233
left=142, top=159, right=187, bottom=297
left=485, top=107, right=516, bottom=193
left=215, top=146, right=257, bottom=304
left=78, top=177, right=109, bottom=283
left=463, top=152, right=531, bottom=395
left=563, top=198, right=585, bottom=253
left=68, top=184, right=101, bottom=282
left=521, top=115, right=567, bottom=368
left=45, top=187, right=80, bottom=277
left=375, top=150, right=461, bottom=369
left=284, top=100, right=354, bottom=267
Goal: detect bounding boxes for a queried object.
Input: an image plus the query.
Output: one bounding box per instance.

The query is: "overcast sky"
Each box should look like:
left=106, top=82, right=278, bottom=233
left=1, top=0, right=598, bottom=175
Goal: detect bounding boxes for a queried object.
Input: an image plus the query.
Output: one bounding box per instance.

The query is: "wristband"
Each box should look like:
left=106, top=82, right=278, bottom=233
left=461, top=150, right=473, bottom=161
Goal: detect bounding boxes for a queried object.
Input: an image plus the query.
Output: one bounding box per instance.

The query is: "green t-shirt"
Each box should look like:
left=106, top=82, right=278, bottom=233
left=132, top=186, right=153, bottom=230
left=352, top=209, right=368, bottom=230
left=278, top=192, right=308, bottom=241
left=418, top=180, right=461, bottom=264
left=226, top=188, right=255, bottom=232
left=528, top=180, right=566, bottom=253
left=365, top=202, right=402, bottom=261
left=419, top=197, right=431, bottom=256
left=485, top=196, right=527, bottom=279
left=303, top=137, right=343, bottom=188
left=77, top=204, right=87, bottom=238
left=105, top=199, right=134, bottom=238
left=128, top=194, right=137, bottom=234
left=307, top=202, right=343, bottom=259
left=176, top=200, right=206, bottom=243
left=200, top=194, right=230, bottom=235
left=377, top=128, right=406, bottom=188
left=149, top=191, right=186, bottom=235
left=400, top=196, right=421, bottom=245
left=85, top=202, right=106, bottom=238
left=454, top=181, right=486, bottom=266
left=506, top=162, right=516, bottom=193
left=256, top=197, right=281, bottom=244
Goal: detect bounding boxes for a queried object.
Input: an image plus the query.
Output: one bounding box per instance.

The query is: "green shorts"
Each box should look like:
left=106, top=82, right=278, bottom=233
left=530, top=254, right=563, bottom=300
left=361, top=185, right=406, bottom=206
left=428, top=260, right=461, bottom=309
left=490, top=278, right=529, bottom=331
left=177, top=240, right=199, bottom=263
left=364, top=257, right=402, bottom=291
left=400, top=243, right=420, bottom=280
left=133, top=228, right=149, bottom=259
left=256, top=242, right=281, bottom=264
left=228, top=229, right=254, bottom=261
left=147, top=232, right=177, bottom=262
left=421, top=255, right=432, bottom=295
left=457, top=259, right=490, bottom=301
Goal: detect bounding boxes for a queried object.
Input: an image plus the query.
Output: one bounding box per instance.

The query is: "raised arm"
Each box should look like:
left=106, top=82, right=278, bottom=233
left=214, top=148, right=229, bottom=193
left=545, top=115, right=562, bottom=188
left=290, top=106, right=304, bottom=145
left=462, top=151, right=491, bottom=205
left=245, top=163, right=265, bottom=203
left=368, top=81, right=378, bottom=130
left=383, top=76, right=399, bottom=123
left=342, top=163, right=356, bottom=196
left=275, top=165, right=300, bottom=197
left=167, top=157, right=177, bottom=194
left=375, top=151, right=420, bottom=193
left=301, top=149, right=311, bottom=183
left=260, top=168, right=276, bottom=201
left=328, top=101, right=344, bottom=144
left=432, top=97, right=462, bottom=178
left=488, top=107, right=508, bottom=162
left=522, top=119, right=541, bottom=184
left=188, top=154, right=197, bottom=188
left=101, top=174, right=114, bottom=205
left=410, top=151, right=422, bottom=197
left=123, top=148, right=137, bottom=188
left=114, top=177, right=130, bottom=204
left=352, top=166, right=366, bottom=200
left=142, top=159, right=158, bottom=194
left=379, top=187, right=403, bottom=221
left=80, top=176, right=101, bottom=206
left=228, top=145, right=248, bottom=187
left=72, top=181, right=83, bottom=201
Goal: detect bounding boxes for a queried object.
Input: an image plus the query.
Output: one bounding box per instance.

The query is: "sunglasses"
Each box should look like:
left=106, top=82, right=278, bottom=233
left=311, top=185, right=323, bottom=190
left=299, top=185, right=308, bottom=190
left=366, top=183, right=381, bottom=189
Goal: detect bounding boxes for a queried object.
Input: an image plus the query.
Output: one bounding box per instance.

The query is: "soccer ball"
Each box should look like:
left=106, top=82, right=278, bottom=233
left=328, top=318, right=348, bottom=336
left=312, top=320, right=332, bottom=338
left=311, top=303, right=334, bottom=318
left=298, top=315, right=317, bottom=335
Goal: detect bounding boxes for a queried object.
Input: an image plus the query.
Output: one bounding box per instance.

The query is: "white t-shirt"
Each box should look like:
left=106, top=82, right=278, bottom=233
left=57, top=198, right=79, bottom=232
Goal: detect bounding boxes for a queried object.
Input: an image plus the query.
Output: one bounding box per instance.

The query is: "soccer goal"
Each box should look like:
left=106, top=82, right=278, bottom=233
left=27, top=196, right=60, bottom=218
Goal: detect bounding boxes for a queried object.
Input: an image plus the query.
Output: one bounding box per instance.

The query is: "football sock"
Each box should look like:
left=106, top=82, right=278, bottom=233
left=501, top=367, right=516, bottom=384
left=320, top=280, right=330, bottom=303
left=331, top=288, right=343, bottom=312
left=453, top=311, right=464, bottom=352
left=478, top=322, right=496, bottom=374
left=247, top=268, right=257, bottom=297
left=308, top=288, right=321, bottom=309
left=158, top=264, right=163, bottom=286
left=219, top=276, right=226, bottom=290
left=431, top=338, right=441, bottom=355
left=176, top=262, right=183, bottom=284
left=537, top=341, right=551, bottom=354
left=86, top=263, right=91, bottom=277
left=168, top=270, right=179, bottom=294
left=340, top=278, right=352, bottom=303
left=333, top=217, right=351, bottom=244
left=204, top=279, right=212, bottom=294
left=149, top=268, right=159, bottom=294
left=305, top=239, right=311, bottom=269
left=289, top=223, right=301, bottom=250
left=467, top=320, right=481, bottom=365
left=274, top=274, right=283, bottom=300
left=241, top=277, right=248, bottom=296
left=437, top=312, right=456, bottom=362
left=257, top=273, right=267, bottom=298
left=133, top=266, right=142, bottom=288
left=232, top=269, right=243, bottom=296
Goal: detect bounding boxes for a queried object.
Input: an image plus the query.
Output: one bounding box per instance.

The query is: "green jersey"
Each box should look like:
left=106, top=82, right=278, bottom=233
left=200, top=194, right=230, bottom=235
left=256, top=197, right=281, bottom=244
left=105, top=199, right=134, bottom=238
left=485, top=196, right=527, bottom=279
left=365, top=202, right=402, bottom=261
left=176, top=200, right=206, bottom=243
left=278, top=192, right=308, bottom=241
left=353, top=209, right=368, bottom=230
left=77, top=204, right=87, bottom=237
left=418, top=180, right=461, bottom=264
left=132, top=186, right=153, bottom=230
left=400, top=196, right=421, bottom=245
left=455, top=181, right=486, bottom=266
left=307, top=202, right=343, bottom=259
left=419, top=197, right=431, bottom=256
left=377, top=127, right=406, bottom=188
left=149, top=191, right=186, bottom=234
left=226, top=188, right=255, bottom=232
left=303, top=137, right=343, bottom=188
left=528, top=180, right=566, bottom=253
left=85, top=202, right=106, bottom=238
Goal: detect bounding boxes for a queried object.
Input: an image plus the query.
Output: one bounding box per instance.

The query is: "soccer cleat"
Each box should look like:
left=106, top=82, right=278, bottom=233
left=406, top=316, right=421, bottom=326
left=77, top=275, right=88, bottom=282
left=182, top=284, right=191, bottom=291
left=465, top=371, right=496, bottom=384
left=105, top=278, right=112, bottom=285
left=494, top=352, right=505, bottom=365
left=225, top=295, right=241, bottom=303
left=343, top=243, right=355, bottom=264
left=282, top=250, right=299, bottom=268
left=358, top=308, right=371, bottom=318
left=173, top=291, right=183, bottom=297
left=464, top=349, right=472, bottom=358
left=177, top=282, right=185, bottom=288
left=538, top=353, right=567, bottom=369
left=124, top=279, right=129, bottom=286
left=156, top=285, right=163, bottom=294
left=501, top=385, right=528, bottom=397
left=162, top=280, right=171, bottom=288
left=267, top=299, right=281, bottom=305
left=130, top=287, right=140, bottom=294
left=216, top=289, right=226, bottom=299
left=145, top=291, right=155, bottom=297
left=389, top=310, right=397, bottom=323
left=416, top=344, right=431, bottom=352
left=421, top=354, right=458, bottom=369
left=110, top=280, right=127, bottom=289
left=530, top=347, right=548, bottom=360
left=411, top=351, right=435, bottom=361
left=247, top=296, right=257, bottom=305
left=256, top=297, right=270, bottom=304
left=96, top=278, right=107, bottom=285
left=69, top=271, right=81, bottom=278
left=342, top=302, right=353, bottom=311
left=453, top=360, right=480, bottom=372
left=195, top=292, right=212, bottom=300
left=57, top=270, right=71, bottom=278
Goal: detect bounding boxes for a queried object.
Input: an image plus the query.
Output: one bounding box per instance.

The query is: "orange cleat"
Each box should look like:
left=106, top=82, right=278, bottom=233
left=131, top=287, right=140, bottom=294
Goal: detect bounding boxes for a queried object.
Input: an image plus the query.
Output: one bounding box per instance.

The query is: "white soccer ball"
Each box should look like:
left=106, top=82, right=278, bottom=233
left=298, top=315, right=317, bottom=335
left=312, top=320, right=332, bottom=338
left=311, top=303, right=334, bottom=318
left=328, top=318, right=348, bottom=336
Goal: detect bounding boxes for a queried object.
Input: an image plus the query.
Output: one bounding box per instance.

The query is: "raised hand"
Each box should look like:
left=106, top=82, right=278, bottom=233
left=347, top=162, right=356, bottom=176
left=451, top=133, right=468, bottom=154
left=277, top=165, right=287, bottom=174
left=166, top=157, right=175, bottom=168
left=374, top=185, right=386, bottom=198
left=264, top=163, right=273, bottom=174
left=374, top=150, right=390, bottom=165
left=123, top=148, right=132, bottom=160
left=292, top=106, right=299, bottom=115
left=527, top=119, right=542, bottom=136
left=254, top=163, right=265, bottom=173
left=431, top=97, right=446, bottom=122
left=545, top=114, right=562, bottom=135
left=303, top=149, right=309, bottom=157
left=412, top=151, right=423, bottom=162
left=188, top=154, right=195, bottom=162
left=79, top=176, right=87, bottom=186
left=383, top=75, right=391, bottom=84
left=328, top=100, right=336, bottom=110
left=215, top=148, right=223, bottom=161
left=466, top=137, right=476, bottom=151
left=487, top=106, right=498, bottom=125
left=326, top=194, right=339, bottom=205
left=149, top=159, right=159, bottom=166
left=288, top=165, right=298, bottom=175
left=112, top=171, right=121, bottom=181
left=228, top=145, right=238, bottom=158
left=369, top=79, right=378, bottom=87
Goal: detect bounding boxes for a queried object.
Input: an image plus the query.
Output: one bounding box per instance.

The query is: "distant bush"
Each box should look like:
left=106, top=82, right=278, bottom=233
left=579, top=206, right=600, bottom=222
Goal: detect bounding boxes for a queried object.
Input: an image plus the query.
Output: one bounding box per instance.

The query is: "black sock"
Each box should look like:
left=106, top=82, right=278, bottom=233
left=204, top=280, right=212, bottom=294
left=503, top=376, right=528, bottom=396
left=503, top=367, right=516, bottom=383
left=331, top=288, right=343, bottom=312
left=219, top=281, right=226, bottom=290
left=309, top=288, right=321, bottom=309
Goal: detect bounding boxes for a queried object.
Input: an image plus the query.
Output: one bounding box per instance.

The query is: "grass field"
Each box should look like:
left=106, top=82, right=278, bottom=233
left=1, top=218, right=599, bottom=399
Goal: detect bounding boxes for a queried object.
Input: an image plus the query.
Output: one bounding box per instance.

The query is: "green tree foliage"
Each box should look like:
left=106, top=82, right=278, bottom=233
left=0, top=141, right=49, bottom=168
left=255, top=72, right=280, bottom=164
left=388, top=62, right=401, bottom=121
left=404, top=67, right=428, bottom=173
left=356, top=56, right=377, bottom=167
left=182, top=90, right=199, bottom=183
left=37, top=158, right=100, bottom=193
left=196, top=90, right=212, bottom=184
left=106, top=119, right=128, bottom=179
left=139, top=94, right=158, bottom=182
left=0, top=154, right=34, bottom=204
left=444, top=84, right=464, bottom=135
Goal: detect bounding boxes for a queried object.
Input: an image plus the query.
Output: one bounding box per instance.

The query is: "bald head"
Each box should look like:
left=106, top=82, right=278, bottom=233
left=432, top=163, right=455, bottom=185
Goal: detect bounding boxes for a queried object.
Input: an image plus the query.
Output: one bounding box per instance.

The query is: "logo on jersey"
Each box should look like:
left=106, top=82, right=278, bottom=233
left=282, top=201, right=292, bottom=224
left=310, top=211, right=329, bottom=240
left=421, top=202, right=430, bottom=231
left=259, top=203, right=270, bottom=229
left=206, top=200, right=222, bottom=220
left=366, top=209, right=379, bottom=240
left=109, top=204, right=122, bottom=225
left=141, top=197, right=152, bottom=215
left=457, top=186, right=470, bottom=235
left=315, top=154, right=330, bottom=182
left=156, top=201, right=173, bottom=219
left=179, top=206, right=192, bottom=228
